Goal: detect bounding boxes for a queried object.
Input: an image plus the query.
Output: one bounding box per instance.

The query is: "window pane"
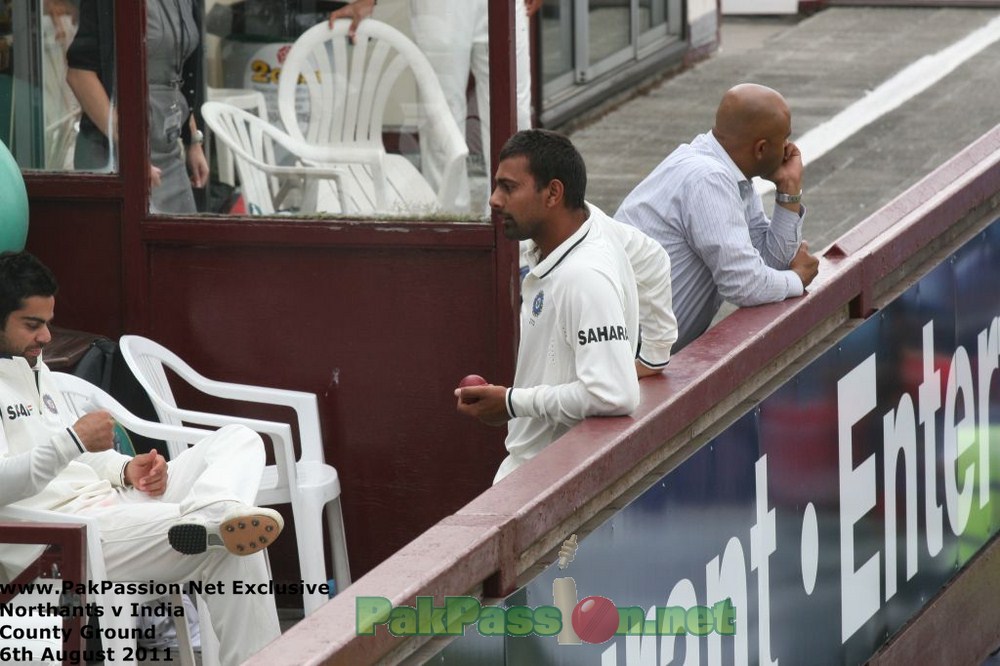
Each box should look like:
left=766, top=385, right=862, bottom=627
left=0, top=0, right=115, bottom=172
left=541, top=0, right=573, bottom=85
left=638, top=0, right=668, bottom=33
left=588, top=0, right=629, bottom=65
left=165, top=0, right=488, bottom=220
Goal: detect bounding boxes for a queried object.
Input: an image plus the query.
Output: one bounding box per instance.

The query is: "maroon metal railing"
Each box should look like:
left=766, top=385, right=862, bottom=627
left=244, top=125, right=1000, bottom=665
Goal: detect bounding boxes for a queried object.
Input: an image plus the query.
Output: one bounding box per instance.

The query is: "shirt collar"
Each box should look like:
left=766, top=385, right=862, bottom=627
left=0, top=353, right=42, bottom=367
left=704, top=131, right=753, bottom=194
left=524, top=209, right=595, bottom=279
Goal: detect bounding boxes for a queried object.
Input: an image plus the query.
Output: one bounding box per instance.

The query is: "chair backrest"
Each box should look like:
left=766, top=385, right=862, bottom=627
left=207, top=87, right=269, bottom=120
left=277, top=19, right=468, bottom=211
left=119, top=334, right=326, bottom=468
left=53, top=371, right=165, bottom=436
left=55, top=371, right=131, bottom=420
left=201, top=101, right=281, bottom=215
left=52, top=372, right=211, bottom=461
left=207, top=87, right=270, bottom=188
left=105, top=337, right=189, bottom=459
left=278, top=19, right=413, bottom=146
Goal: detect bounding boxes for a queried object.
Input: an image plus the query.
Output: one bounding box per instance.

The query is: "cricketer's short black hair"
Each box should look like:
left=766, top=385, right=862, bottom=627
left=0, top=252, right=58, bottom=327
left=498, top=129, right=587, bottom=210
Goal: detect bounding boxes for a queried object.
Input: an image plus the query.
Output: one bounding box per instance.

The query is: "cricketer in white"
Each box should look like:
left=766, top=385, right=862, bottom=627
left=0, top=251, right=282, bottom=665
left=455, top=130, right=676, bottom=482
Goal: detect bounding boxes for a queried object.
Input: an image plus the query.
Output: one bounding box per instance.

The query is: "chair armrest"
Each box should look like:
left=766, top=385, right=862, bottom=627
left=0, top=505, right=93, bottom=525
left=295, top=142, right=386, bottom=167
left=0, top=506, right=107, bottom=581
left=71, top=373, right=297, bottom=476
left=0, top=518, right=87, bottom=614
left=257, top=162, right=349, bottom=183
left=85, top=389, right=234, bottom=446
left=139, top=403, right=298, bottom=485
left=227, top=108, right=379, bottom=173
left=147, top=360, right=316, bottom=408
left=140, top=365, right=322, bottom=439
left=114, top=345, right=327, bottom=466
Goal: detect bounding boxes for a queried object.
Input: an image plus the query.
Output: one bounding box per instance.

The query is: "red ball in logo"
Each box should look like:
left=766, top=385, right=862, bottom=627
left=571, top=595, right=618, bottom=644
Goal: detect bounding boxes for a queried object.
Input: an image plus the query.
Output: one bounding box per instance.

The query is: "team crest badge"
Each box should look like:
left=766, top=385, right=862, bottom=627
left=532, top=291, right=545, bottom=317
left=43, top=394, right=58, bottom=415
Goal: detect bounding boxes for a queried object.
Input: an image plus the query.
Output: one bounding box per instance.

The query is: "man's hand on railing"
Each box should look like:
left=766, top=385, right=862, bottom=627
left=790, top=241, right=819, bottom=289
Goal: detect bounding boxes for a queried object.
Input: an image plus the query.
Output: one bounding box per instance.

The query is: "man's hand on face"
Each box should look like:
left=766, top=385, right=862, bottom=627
left=72, top=411, right=115, bottom=452
left=768, top=141, right=803, bottom=195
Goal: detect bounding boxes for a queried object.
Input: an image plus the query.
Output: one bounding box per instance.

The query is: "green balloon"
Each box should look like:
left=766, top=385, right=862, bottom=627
left=0, top=139, right=28, bottom=252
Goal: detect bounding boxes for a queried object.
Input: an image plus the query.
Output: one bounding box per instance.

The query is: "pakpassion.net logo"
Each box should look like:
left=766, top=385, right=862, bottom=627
left=357, top=536, right=736, bottom=644
left=355, top=596, right=735, bottom=643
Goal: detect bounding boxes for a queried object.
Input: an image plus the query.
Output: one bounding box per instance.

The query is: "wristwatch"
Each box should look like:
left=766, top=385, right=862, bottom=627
left=189, top=129, right=204, bottom=146
left=775, top=190, right=802, bottom=204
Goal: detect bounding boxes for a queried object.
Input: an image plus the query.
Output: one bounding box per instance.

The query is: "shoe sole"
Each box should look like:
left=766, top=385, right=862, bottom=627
left=168, top=512, right=282, bottom=556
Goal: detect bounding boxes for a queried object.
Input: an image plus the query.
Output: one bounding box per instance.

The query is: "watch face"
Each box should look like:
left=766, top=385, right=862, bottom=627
left=192, top=129, right=205, bottom=145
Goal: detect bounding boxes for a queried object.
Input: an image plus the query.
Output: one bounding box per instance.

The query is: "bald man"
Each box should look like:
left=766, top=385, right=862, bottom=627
left=615, top=83, right=819, bottom=351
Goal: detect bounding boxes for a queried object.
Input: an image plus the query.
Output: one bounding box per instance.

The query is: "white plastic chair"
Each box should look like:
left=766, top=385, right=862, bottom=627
left=201, top=101, right=349, bottom=215
left=206, top=87, right=269, bottom=187
left=118, top=335, right=351, bottom=616
left=277, top=19, right=468, bottom=214
left=0, top=371, right=250, bottom=666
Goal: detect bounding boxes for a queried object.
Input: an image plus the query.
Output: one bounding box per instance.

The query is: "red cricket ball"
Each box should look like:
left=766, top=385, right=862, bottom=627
left=571, top=596, right=619, bottom=644
left=458, top=374, right=488, bottom=388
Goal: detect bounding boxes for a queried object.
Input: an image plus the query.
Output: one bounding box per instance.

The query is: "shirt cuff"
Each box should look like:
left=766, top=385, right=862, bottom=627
left=772, top=202, right=805, bottom=239
left=65, top=427, right=87, bottom=456
left=509, top=386, right=542, bottom=419
left=505, top=388, right=517, bottom=419
left=784, top=270, right=805, bottom=297
left=636, top=339, right=673, bottom=369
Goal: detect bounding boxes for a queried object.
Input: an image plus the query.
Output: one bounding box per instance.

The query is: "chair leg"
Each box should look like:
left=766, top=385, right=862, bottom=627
left=169, top=593, right=197, bottom=666
left=325, top=496, right=352, bottom=591
left=101, top=593, right=138, bottom=666
left=291, top=500, right=330, bottom=616
left=196, top=594, right=221, bottom=666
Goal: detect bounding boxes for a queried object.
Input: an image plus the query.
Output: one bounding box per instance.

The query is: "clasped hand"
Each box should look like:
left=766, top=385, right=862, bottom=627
left=73, top=411, right=167, bottom=495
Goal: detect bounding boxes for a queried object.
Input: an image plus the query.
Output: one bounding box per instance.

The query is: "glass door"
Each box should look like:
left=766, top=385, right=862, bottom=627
left=540, top=0, right=680, bottom=106
left=578, top=0, right=632, bottom=82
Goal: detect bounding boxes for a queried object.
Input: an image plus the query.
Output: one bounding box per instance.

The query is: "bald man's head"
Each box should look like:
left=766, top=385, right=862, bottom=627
left=712, top=83, right=792, bottom=179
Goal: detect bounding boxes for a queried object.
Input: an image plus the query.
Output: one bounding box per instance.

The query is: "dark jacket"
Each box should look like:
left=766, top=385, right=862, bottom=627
left=67, top=0, right=205, bottom=169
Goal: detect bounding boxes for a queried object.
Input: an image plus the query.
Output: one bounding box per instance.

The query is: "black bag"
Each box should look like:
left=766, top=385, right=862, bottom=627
left=47, top=328, right=166, bottom=457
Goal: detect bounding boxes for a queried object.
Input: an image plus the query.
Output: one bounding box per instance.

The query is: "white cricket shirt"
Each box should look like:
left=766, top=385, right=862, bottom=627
left=497, top=206, right=641, bottom=482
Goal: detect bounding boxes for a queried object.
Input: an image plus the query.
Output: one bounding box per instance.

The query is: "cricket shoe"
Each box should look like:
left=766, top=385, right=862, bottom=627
left=169, top=505, right=284, bottom=556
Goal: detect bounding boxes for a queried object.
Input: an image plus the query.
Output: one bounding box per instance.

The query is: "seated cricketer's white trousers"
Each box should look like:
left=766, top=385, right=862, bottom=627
left=71, top=424, right=281, bottom=665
